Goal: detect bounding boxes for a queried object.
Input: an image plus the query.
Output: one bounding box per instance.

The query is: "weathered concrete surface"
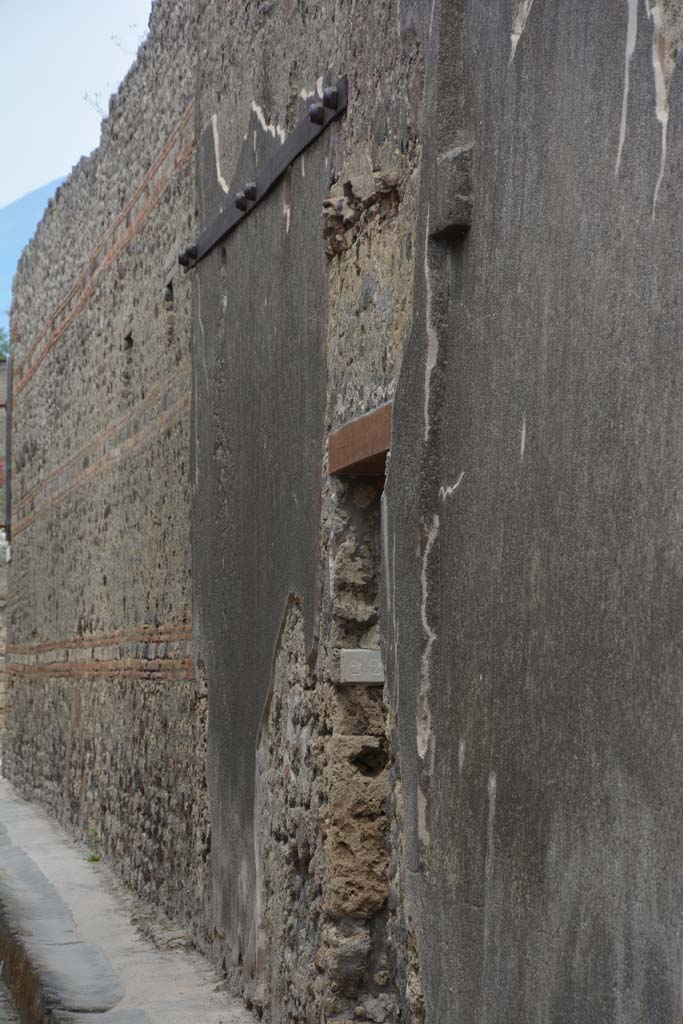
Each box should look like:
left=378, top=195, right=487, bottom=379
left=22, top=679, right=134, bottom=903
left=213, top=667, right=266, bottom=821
left=385, top=0, right=683, bottom=1021
left=0, top=778, right=253, bottom=1024
left=193, top=94, right=330, bottom=986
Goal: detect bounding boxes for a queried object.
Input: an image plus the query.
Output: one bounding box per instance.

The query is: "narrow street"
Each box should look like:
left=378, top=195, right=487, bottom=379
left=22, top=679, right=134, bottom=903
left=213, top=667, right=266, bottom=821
left=0, top=778, right=253, bottom=1023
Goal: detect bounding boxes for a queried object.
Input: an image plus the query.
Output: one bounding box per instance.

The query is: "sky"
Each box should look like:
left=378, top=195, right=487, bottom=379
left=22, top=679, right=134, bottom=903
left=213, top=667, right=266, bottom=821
left=0, top=0, right=154, bottom=210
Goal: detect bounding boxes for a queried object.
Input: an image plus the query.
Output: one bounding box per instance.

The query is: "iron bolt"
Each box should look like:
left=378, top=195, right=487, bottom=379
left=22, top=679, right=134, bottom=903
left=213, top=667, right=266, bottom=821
left=322, top=86, right=338, bottom=110
left=178, top=244, right=196, bottom=268
left=244, top=182, right=257, bottom=202
left=309, top=102, right=325, bottom=125
left=235, top=191, right=248, bottom=211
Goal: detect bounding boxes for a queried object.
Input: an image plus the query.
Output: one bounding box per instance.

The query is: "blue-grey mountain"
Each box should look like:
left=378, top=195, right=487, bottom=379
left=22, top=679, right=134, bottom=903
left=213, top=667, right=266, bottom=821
left=0, top=178, right=65, bottom=335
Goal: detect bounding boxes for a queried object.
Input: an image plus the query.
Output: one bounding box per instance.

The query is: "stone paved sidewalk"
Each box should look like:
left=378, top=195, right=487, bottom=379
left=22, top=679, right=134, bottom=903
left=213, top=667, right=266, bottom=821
left=0, top=778, right=253, bottom=1024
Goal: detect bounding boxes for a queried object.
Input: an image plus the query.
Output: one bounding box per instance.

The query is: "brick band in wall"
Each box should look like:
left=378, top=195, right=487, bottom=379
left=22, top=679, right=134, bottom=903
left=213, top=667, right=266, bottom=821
left=14, top=366, right=190, bottom=523
left=13, top=102, right=195, bottom=400
left=13, top=383, right=190, bottom=537
left=9, top=660, right=193, bottom=680
left=14, top=366, right=190, bottom=520
left=7, top=623, right=191, bottom=655
left=8, top=625, right=193, bottom=680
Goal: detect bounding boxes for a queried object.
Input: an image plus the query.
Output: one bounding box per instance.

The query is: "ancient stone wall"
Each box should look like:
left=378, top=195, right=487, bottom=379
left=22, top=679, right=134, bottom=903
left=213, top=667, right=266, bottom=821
left=191, top=1, right=428, bottom=1020
left=6, top=4, right=430, bottom=1017
left=11, top=1, right=683, bottom=1021
left=4, top=0, right=209, bottom=936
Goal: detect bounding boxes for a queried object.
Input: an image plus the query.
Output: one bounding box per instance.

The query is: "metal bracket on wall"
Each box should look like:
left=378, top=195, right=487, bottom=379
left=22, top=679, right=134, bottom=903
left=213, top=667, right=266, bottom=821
left=178, top=77, right=348, bottom=270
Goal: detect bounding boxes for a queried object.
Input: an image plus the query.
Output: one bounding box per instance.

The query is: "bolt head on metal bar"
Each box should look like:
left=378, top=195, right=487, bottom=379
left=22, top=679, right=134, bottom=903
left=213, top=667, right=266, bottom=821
left=323, top=86, right=339, bottom=109
left=244, top=182, right=257, bottom=201
left=178, top=243, right=198, bottom=268
left=309, top=102, right=325, bottom=125
left=235, top=191, right=248, bottom=211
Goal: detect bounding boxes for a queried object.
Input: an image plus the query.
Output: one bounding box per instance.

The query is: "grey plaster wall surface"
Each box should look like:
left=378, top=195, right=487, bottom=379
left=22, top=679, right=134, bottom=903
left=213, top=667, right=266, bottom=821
left=192, top=110, right=330, bottom=971
left=385, top=1, right=683, bottom=1021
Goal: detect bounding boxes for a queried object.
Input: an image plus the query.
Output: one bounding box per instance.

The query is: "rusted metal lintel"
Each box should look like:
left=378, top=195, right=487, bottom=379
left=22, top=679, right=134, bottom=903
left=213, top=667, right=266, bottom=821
left=328, top=402, right=392, bottom=478
left=179, top=77, right=348, bottom=270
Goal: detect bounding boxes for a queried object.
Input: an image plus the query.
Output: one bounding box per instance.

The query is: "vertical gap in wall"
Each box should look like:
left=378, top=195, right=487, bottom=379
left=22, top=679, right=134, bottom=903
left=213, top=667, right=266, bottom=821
left=321, top=472, right=398, bottom=1023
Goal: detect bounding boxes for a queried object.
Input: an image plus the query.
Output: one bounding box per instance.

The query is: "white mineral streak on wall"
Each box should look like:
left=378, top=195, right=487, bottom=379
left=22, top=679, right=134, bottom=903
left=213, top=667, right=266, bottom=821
left=423, top=212, right=438, bottom=442
left=381, top=495, right=401, bottom=714
left=647, top=2, right=669, bottom=216
left=283, top=168, right=292, bottom=233
left=250, top=101, right=286, bottom=143
left=195, top=276, right=209, bottom=490
left=481, top=769, right=498, bottom=975
left=440, top=471, right=465, bottom=501
left=417, top=514, right=439, bottom=761
left=487, top=770, right=497, bottom=857
left=211, top=114, right=230, bottom=194
left=616, top=0, right=639, bottom=176
left=510, top=0, right=535, bottom=64
left=616, top=0, right=677, bottom=215
left=520, top=414, right=527, bottom=460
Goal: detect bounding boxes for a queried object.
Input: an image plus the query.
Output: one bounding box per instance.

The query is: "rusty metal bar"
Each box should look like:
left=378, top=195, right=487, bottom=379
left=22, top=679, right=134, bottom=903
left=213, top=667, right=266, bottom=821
left=179, top=77, right=348, bottom=269
left=328, top=402, right=393, bottom=478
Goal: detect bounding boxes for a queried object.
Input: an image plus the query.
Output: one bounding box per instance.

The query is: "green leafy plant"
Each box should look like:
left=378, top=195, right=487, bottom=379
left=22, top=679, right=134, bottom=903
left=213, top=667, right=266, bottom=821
left=87, top=827, right=102, bottom=863
left=0, top=328, right=8, bottom=361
